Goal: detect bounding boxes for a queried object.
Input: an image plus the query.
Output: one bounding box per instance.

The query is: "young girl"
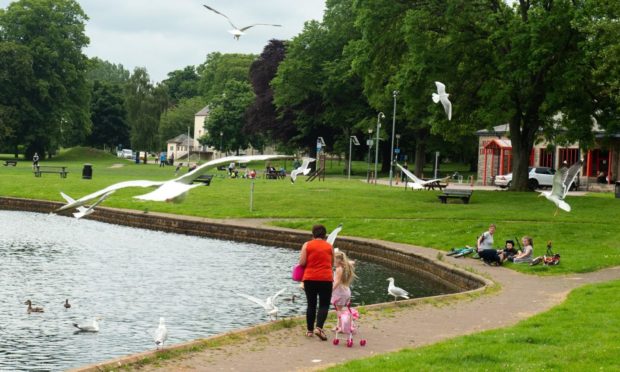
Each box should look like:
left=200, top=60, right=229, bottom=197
left=331, top=250, right=357, bottom=313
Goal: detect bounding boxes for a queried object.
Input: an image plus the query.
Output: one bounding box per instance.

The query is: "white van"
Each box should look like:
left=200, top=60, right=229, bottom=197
left=117, top=149, right=133, bottom=159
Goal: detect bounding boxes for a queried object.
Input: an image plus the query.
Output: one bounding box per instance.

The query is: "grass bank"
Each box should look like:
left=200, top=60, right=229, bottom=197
left=1, top=147, right=619, bottom=275
left=327, top=280, right=620, bottom=371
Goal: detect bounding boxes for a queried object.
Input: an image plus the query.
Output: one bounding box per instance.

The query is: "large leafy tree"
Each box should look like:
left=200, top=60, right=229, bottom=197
left=87, top=81, right=129, bottom=150
left=163, top=66, right=200, bottom=104
left=86, top=57, right=130, bottom=85
left=197, top=52, right=256, bottom=103
left=0, top=41, right=34, bottom=154
left=397, top=0, right=617, bottom=190
left=0, top=0, right=91, bottom=158
left=204, top=80, right=254, bottom=155
left=272, top=0, right=372, bottom=157
left=125, top=67, right=168, bottom=152
left=245, top=39, right=297, bottom=149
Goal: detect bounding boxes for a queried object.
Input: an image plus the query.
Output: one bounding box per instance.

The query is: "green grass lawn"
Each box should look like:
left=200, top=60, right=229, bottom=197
left=1, top=147, right=619, bottom=275
left=327, top=279, right=620, bottom=371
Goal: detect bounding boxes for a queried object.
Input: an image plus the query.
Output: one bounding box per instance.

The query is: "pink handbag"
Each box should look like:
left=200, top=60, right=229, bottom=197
left=292, top=264, right=305, bottom=282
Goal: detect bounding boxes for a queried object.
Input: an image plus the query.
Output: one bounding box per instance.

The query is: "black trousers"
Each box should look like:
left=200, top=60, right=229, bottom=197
left=478, top=249, right=501, bottom=264
left=303, top=280, right=332, bottom=331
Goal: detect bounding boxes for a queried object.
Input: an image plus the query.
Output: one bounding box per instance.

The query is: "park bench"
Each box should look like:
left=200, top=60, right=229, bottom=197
left=437, top=188, right=473, bottom=204
left=192, top=174, right=213, bottom=185
left=3, top=160, right=17, bottom=166
left=33, top=165, right=69, bottom=178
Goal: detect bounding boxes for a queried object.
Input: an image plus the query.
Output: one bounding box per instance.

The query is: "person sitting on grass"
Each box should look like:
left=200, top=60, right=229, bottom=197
left=512, top=236, right=534, bottom=264
left=477, top=224, right=502, bottom=266
left=499, top=240, right=518, bottom=263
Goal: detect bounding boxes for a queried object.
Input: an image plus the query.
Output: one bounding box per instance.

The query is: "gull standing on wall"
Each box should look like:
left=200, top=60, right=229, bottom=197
left=432, top=81, right=452, bottom=120
left=55, top=155, right=293, bottom=216
left=152, top=317, right=168, bottom=349
left=539, top=161, right=582, bottom=214
left=387, top=277, right=410, bottom=301
left=202, top=5, right=282, bottom=40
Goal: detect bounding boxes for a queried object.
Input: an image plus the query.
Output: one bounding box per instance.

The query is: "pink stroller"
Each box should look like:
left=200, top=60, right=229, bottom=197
left=332, top=301, right=366, bottom=347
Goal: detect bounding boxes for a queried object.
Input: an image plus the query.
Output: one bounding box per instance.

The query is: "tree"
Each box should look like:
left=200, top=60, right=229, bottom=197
left=0, top=41, right=34, bottom=154
left=398, top=0, right=617, bottom=190
left=125, top=67, right=168, bottom=152
left=87, top=81, right=129, bottom=150
left=0, top=0, right=91, bottom=158
left=245, top=39, right=297, bottom=149
left=162, top=66, right=200, bottom=104
left=86, top=57, right=130, bottom=85
left=159, top=96, right=206, bottom=146
left=197, top=52, right=256, bottom=102
left=204, top=80, right=254, bottom=155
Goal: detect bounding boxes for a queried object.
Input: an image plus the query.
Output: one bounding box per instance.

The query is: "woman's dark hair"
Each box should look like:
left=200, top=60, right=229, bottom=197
left=312, top=224, right=327, bottom=239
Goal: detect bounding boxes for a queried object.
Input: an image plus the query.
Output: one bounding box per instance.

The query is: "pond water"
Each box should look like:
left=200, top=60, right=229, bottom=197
left=0, top=211, right=452, bottom=371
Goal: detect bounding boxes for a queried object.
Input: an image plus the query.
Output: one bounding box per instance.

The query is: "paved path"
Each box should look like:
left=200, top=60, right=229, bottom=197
left=111, top=219, right=620, bottom=372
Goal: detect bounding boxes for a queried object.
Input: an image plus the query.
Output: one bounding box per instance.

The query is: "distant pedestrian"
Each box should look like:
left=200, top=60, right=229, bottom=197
left=175, top=162, right=183, bottom=176
left=32, top=152, right=40, bottom=169
left=159, top=152, right=166, bottom=167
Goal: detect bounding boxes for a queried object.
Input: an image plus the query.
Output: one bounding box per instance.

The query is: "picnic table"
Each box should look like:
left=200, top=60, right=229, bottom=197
left=3, top=160, right=17, bottom=166
left=423, top=180, right=447, bottom=190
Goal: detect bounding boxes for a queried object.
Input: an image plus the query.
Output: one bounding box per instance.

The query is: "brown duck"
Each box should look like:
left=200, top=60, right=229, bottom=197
left=25, top=300, right=44, bottom=313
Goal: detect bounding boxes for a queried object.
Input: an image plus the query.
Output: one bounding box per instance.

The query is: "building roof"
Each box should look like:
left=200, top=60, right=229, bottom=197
left=167, top=133, right=194, bottom=144
left=195, top=105, right=210, bottom=116
left=476, top=124, right=509, bottom=136
left=484, top=138, right=512, bottom=149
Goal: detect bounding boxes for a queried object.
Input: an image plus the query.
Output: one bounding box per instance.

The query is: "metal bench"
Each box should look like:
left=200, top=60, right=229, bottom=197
left=192, top=174, right=213, bottom=185
left=3, top=160, right=17, bottom=166
left=33, top=165, right=69, bottom=178
left=438, top=188, right=473, bottom=204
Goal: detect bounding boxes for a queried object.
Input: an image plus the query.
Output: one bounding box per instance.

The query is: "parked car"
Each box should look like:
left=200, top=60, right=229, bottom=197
left=117, top=149, right=134, bottom=159
left=494, top=167, right=556, bottom=190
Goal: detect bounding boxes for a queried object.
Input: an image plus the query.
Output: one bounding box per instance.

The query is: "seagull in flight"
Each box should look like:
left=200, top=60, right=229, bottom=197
left=387, top=277, right=410, bottom=301
left=60, top=190, right=115, bottom=219
left=539, top=161, right=582, bottom=214
left=396, top=162, right=448, bottom=190
left=238, top=288, right=286, bottom=320
left=152, top=317, right=168, bottom=349
left=432, top=81, right=452, bottom=120
left=55, top=155, right=292, bottom=214
left=326, top=223, right=343, bottom=246
left=203, top=5, right=282, bottom=40
left=290, top=157, right=315, bottom=183
left=73, top=317, right=102, bottom=332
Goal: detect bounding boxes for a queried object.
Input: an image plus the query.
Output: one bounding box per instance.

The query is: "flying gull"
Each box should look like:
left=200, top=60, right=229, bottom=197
left=387, top=277, right=410, bottom=301
left=326, top=223, right=343, bottom=246
left=238, top=288, right=286, bottom=320
left=203, top=4, right=282, bottom=40
left=290, top=157, right=315, bottom=183
left=432, top=81, right=452, bottom=120
left=56, top=155, right=293, bottom=214
left=539, top=161, right=582, bottom=214
left=396, top=162, right=448, bottom=190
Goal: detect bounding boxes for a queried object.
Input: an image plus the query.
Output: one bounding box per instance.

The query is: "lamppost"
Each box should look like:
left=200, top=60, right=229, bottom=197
left=348, top=135, right=360, bottom=180
left=366, top=128, right=373, bottom=182
left=389, top=90, right=398, bottom=186
left=395, top=133, right=401, bottom=183
left=374, top=112, right=385, bottom=184
left=219, top=131, right=223, bottom=158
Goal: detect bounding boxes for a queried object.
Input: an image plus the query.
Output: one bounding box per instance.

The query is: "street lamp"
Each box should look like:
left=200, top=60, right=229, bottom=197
left=366, top=128, right=373, bottom=182
left=389, top=90, right=398, bottom=186
left=348, top=135, right=360, bottom=180
left=374, top=112, right=385, bottom=184
left=395, top=133, right=401, bottom=183
left=219, top=131, right=223, bottom=158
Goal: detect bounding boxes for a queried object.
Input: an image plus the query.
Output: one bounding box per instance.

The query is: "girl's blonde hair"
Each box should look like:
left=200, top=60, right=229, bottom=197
left=334, top=250, right=357, bottom=287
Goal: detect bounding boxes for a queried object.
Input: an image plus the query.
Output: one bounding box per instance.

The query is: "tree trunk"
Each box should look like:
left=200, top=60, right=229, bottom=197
left=509, top=117, right=537, bottom=191
left=414, top=141, right=426, bottom=177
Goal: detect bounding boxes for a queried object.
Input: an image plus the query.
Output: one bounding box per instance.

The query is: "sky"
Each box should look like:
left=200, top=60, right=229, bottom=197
left=0, top=0, right=327, bottom=82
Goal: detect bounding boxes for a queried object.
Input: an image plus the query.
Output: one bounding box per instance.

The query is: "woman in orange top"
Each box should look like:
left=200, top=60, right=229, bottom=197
left=299, top=224, right=333, bottom=340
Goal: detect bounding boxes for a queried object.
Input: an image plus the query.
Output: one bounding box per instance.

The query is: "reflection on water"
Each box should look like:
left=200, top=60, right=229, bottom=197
left=0, top=211, right=451, bottom=371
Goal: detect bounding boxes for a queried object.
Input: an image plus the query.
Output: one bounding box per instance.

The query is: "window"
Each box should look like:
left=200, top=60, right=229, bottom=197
left=539, top=148, right=553, bottom=168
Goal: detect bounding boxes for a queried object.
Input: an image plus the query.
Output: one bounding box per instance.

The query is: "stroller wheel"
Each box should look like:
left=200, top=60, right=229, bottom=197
left=347, top=339, right=353, bottom=347
left=333, top=338, right=339, bottom=345
left=360, top=339, right=367, bottom=346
